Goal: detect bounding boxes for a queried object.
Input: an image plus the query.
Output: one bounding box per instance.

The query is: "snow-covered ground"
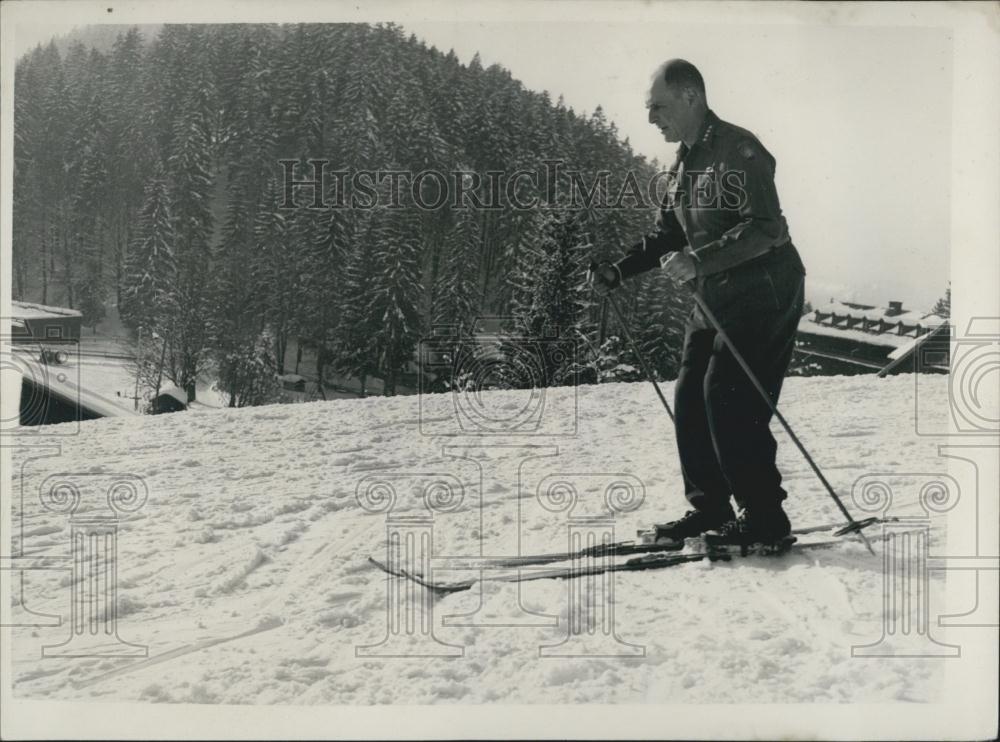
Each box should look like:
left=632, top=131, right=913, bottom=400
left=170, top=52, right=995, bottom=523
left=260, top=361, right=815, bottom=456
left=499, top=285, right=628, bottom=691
left=5, top=375, right=964, bottom=705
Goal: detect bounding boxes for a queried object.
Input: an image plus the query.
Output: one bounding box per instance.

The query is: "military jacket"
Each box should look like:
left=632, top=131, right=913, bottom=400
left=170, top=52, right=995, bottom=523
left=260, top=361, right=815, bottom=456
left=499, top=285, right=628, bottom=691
left=615, top=110, right=794, bottom=280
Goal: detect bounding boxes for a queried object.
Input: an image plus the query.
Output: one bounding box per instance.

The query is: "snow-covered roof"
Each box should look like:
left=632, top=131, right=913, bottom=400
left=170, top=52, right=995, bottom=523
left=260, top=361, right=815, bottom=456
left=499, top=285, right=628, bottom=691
left=797, top=319, right=910, bottom=348
left=813, top=301, right=946, bottom=327
left=155, top=385, right=189, bottom=405
left=800, top=301, right=946, bottom=349
left=11, top=300, right=83, bottom=320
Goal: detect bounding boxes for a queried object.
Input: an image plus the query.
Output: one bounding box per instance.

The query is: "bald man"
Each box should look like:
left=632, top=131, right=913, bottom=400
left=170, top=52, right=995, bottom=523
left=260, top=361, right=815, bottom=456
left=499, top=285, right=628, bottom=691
left=590, top=59, right=807, bottom=550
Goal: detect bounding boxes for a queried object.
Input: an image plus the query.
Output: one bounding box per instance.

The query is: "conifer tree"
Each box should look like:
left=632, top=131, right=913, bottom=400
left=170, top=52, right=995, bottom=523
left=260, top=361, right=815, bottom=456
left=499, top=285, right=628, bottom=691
left=122, top=165, right=176, bottom=335
left=106, top=27, right=152, bottom=307
left=163, top=27, right=217, bottom=401
left=214, top=328, right=281, bottom=408
left=12, top=50, right=46, bottom=301
left=329, top=219, right=380, bottom=397
left=507, top=207, right=594, bottom=386
left=932, top=284, right=951, bottom=318
left=367, top=169, right=426, bottom=396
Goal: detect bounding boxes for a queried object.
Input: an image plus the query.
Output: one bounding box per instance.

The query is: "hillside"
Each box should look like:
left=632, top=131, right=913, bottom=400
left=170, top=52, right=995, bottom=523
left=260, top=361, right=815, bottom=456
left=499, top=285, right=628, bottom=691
left=13, top=23, right=687, bottom=402
left=8, top=375, right=959, bottom=707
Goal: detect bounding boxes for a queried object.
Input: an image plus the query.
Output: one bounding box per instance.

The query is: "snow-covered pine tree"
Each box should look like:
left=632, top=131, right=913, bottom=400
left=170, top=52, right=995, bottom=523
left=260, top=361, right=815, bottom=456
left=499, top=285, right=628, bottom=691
left=37, top=41, right=76, bottom=306
left=431, top=206, right=481, bottom=328
left=212, top=27, right=283, bottom=394
left=384, top=67, right=447, bottom=173
left=932, top=284, right=951, bottom=318
left=272, top=24, right=329, bottom=158
left=492, top=205, right=544, bottom=316
left=329, top=218, right=380, bottom=397
left=314, top=34, right=385, bottom=397
left=628, top=270, right=688, bottom=380
left=122, top=164, right=177, bottom=406
left=507, top=207, right=595, bottom=388
left=142, top=25, right=193, bottom=166
left=211, top=169, right=272, bottom=405
left=214, top=328, right=280, bottom=408
left=122, top=164, right=176, bottom=333
left=367, top=166, right=426, bottom=396
left=106, top=27, right=153, bottom=308
left=423, top=206, right=483, bottom=391
left=48, top=41, right=99, bottom=310
left=12, top=48, right=51, bottom=300
left=71, top=48, right=114, bottom=330
left=592, top=335, right=643, bottom=383
left=300, top=208, right=350, bottom=395
left=424, top=48, right=468, bottom=165
left=163, top=27, right=217, bottom=402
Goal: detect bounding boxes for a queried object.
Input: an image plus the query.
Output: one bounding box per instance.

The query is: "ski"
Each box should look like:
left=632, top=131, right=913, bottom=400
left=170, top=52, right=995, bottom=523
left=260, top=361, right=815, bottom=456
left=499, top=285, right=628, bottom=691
left=433, top=516, right=897, bottom=570
left=369, top=536, right=829, bottom=595
left=368, top=520, right=895, bottom=596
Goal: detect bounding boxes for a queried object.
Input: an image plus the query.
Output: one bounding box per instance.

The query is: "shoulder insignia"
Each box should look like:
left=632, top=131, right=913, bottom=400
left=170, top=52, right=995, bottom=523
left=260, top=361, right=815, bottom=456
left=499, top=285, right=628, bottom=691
left=738, top=141, right=757, bottom=160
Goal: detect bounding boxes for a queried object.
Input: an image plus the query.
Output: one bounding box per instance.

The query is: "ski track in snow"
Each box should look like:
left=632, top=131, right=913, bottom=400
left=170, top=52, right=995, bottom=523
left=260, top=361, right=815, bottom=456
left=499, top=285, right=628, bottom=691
left=8, top=376, right=953, bottom=704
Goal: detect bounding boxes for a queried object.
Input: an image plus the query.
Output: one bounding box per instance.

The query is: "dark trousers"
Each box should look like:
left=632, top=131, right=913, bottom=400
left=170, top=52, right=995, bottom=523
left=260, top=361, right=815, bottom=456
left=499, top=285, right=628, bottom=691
left=674, top=245, right=806, bottom=515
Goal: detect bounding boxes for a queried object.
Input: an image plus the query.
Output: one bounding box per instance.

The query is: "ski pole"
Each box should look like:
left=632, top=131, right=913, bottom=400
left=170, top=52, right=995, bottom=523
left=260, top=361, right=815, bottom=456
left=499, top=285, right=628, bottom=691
left=604, top=291, right=676, bottom=424
left=687, top=289, right=875, bottom=555
left=586, top=260, right=675, bottom=422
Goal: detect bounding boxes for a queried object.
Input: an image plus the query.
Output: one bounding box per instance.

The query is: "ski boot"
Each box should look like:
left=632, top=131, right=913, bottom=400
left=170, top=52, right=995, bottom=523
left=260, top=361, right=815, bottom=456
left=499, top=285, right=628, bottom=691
left=639, top=506, right=736, bottom=548
left=702, top=506, right=795, bottom=558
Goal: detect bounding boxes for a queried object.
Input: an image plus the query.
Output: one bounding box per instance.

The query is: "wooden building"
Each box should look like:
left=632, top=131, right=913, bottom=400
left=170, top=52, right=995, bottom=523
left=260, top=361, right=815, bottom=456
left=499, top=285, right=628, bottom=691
left=10, top=301, right=82, bottom=342
left=795, top=300, right=949, bottom=376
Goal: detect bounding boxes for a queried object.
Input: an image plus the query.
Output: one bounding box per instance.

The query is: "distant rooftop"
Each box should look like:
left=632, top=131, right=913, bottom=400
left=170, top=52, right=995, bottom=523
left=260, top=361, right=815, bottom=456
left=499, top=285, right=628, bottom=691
left=794, top=298, right=950, bottom=377
left=11, top=300, right=83, bottom=320
left=800, top=299, right=946, bottom=348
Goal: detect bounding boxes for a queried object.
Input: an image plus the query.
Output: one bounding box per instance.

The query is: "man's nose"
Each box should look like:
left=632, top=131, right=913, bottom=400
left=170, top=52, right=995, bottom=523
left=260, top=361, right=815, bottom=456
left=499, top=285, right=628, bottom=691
left=647, top=108, right=656, bottom=125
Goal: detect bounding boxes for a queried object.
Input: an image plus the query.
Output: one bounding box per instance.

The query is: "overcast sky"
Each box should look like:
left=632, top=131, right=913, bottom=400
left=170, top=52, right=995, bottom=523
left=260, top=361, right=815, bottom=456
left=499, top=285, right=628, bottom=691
left=12, top=18, right=952, bottom=310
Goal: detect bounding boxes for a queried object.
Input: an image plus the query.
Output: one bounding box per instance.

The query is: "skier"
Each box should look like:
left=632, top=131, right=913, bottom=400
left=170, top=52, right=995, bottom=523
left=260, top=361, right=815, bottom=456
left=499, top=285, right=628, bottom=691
left=589, top=59, right=807, bottom=550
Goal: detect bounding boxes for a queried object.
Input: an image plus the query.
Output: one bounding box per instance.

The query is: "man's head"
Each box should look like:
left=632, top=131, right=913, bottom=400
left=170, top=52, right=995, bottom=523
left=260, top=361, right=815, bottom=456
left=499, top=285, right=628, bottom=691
left=646, top=59, right=708, bottom=145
